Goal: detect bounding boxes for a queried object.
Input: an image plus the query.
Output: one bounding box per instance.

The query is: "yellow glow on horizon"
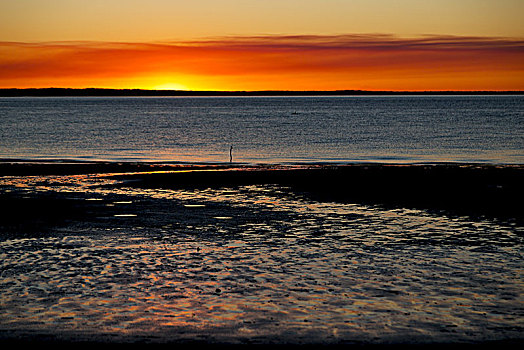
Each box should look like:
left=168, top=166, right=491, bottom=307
left=151, top=83, right=189, bottom=91
left=140, top=75, right=218, bottom=91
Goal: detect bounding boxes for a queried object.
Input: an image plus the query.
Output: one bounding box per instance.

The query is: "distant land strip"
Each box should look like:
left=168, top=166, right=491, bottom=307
left=0, top=88, right=523, bottom=97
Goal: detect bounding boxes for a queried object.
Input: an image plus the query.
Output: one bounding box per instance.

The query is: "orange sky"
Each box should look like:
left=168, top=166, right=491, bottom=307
left=1, top=1, right=523, bottom=91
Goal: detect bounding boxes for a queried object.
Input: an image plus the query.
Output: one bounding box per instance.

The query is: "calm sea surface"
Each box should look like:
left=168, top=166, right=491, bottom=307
left=1, top=95, right=523, bottom=164
left=1, top=95, right=523, bottom=344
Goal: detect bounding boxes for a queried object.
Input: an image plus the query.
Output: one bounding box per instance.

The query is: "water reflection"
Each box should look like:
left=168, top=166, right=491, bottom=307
left=0, top=173, right=522, bottom=343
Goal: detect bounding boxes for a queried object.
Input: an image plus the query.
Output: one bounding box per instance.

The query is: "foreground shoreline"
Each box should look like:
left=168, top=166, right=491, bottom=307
left=1, top=160, right=523, bottom=346
left=1, top=160, right=523, bottom=223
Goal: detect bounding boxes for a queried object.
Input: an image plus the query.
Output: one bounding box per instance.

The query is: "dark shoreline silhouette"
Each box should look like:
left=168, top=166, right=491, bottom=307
left=112, top=163, right=524, bottom=224
left=1, top=161, right=522, bottom=224
left=1, top=88, right=522, bottom=97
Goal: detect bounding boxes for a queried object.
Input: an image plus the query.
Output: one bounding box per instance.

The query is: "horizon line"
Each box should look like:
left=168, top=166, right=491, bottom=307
left=1, top=87, right=523, bottom=96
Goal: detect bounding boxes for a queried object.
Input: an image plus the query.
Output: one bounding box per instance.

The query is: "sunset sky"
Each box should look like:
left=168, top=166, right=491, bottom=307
left=1, top=0, right=523, bottom=91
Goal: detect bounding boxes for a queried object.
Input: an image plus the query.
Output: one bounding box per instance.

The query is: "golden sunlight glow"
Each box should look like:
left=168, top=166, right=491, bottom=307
left=141, top=74, right=215, bottom=91
left=151, top=83, right=189, bottom=91
left=1, top=1, right=523, bottom=91
left=1, top=35, right=523, bottom=91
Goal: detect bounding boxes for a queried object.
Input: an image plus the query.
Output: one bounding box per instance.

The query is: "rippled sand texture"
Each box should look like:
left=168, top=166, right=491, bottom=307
left=0, top=173, right=523, bottom=344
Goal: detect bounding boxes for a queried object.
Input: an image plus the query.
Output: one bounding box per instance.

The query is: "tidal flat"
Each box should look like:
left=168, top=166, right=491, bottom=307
left=0, top=162, right=522, bottom=346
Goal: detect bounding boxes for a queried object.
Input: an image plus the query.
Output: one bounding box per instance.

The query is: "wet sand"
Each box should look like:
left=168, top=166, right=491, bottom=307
left=2, top=160, right=521, bottom=222
left=0, top=161, right=523, bottom=346
left=111, top=162, right=524, bottom=222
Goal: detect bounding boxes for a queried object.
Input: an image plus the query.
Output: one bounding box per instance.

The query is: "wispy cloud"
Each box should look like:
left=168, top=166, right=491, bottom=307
left=1, top=34, right=523, bottom=90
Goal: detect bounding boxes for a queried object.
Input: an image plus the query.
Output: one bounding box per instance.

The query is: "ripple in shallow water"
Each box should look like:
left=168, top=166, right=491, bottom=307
left=0, top=174, right=522, bottom=344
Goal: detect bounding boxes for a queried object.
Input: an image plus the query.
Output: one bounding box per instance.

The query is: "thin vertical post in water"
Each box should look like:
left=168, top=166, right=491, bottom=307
left=230, top=145, right=233, bottom=163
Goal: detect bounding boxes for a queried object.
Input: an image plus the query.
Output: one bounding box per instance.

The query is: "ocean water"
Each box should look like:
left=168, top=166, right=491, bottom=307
left=1, top=95, right=523, bottom=164
left=1, top=95, right=523, bottom=344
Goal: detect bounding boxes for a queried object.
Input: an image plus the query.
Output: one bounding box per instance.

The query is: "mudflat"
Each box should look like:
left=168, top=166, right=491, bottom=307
left=0, top=161, right=522, bottom=345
